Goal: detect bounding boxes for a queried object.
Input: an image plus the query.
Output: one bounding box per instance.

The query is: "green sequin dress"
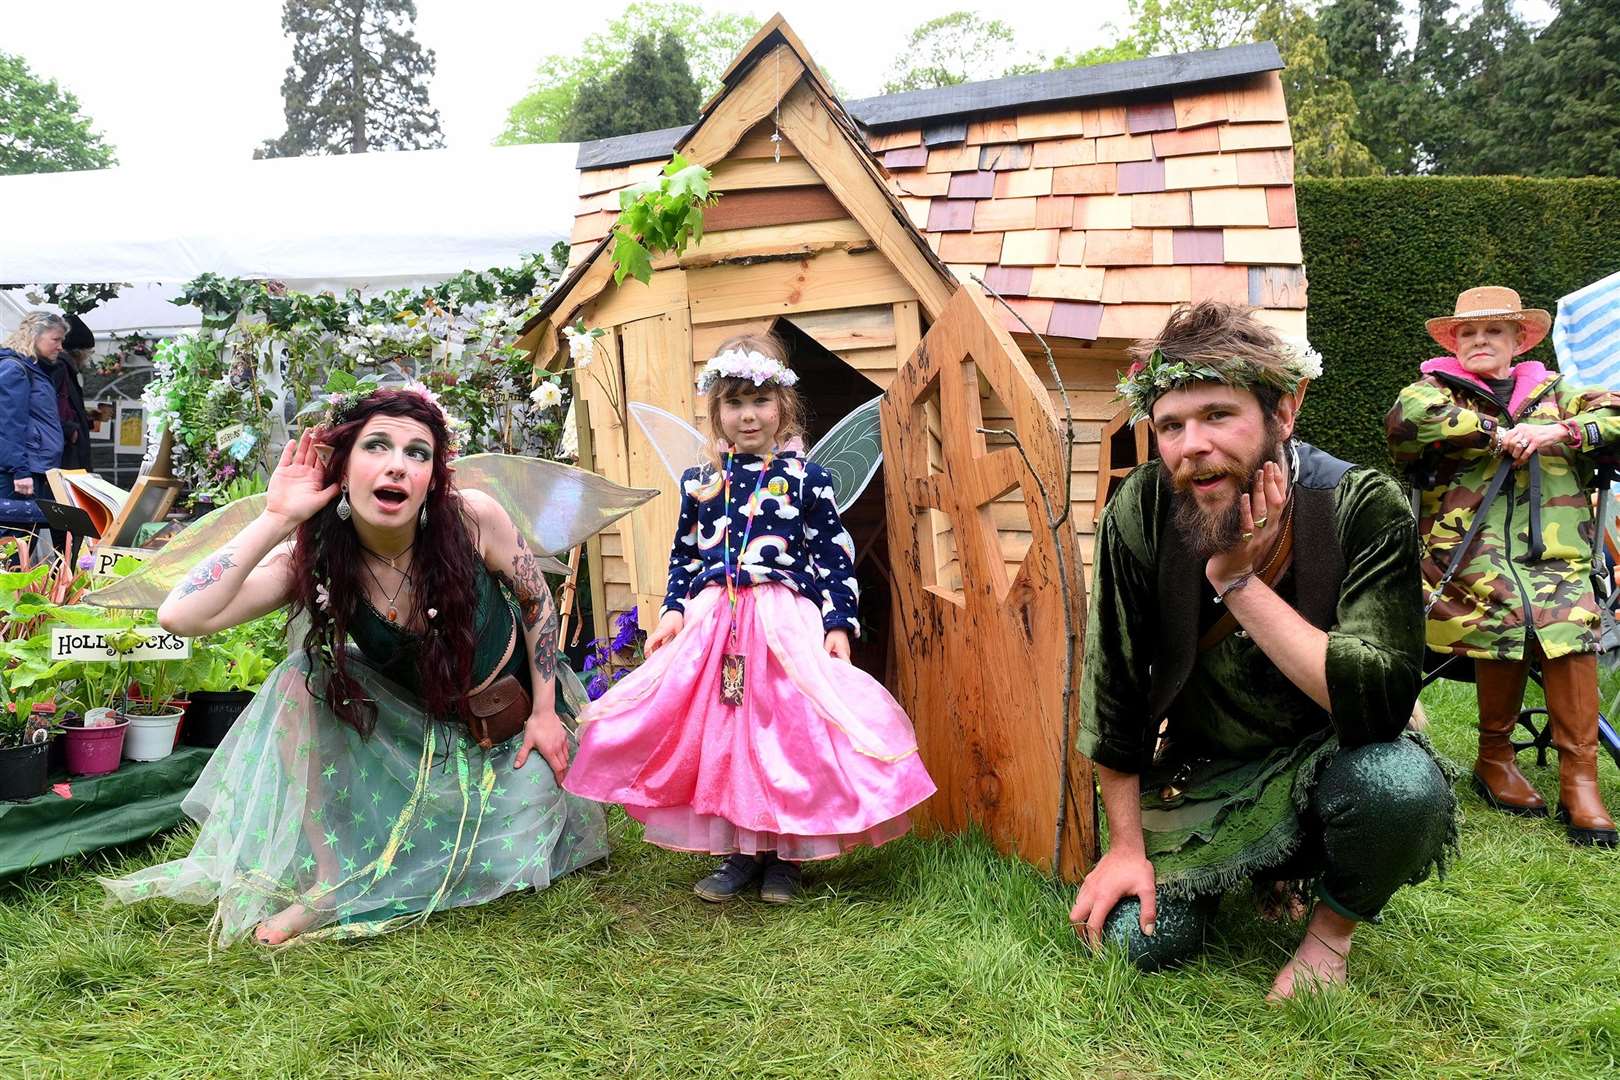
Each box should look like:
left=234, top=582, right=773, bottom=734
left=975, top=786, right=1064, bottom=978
left=103, top=570, right=609, bottom=946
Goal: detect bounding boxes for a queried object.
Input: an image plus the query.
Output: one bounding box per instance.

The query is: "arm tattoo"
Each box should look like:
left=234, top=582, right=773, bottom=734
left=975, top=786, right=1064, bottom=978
left=178, top=552, right=237, bottom=598
left=502, top=535, right=559, bottom=682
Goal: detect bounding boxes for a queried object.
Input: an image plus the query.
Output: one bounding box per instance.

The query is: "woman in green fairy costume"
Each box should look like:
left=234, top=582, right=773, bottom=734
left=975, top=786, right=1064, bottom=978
left=104, top=386, right=609, bottom=945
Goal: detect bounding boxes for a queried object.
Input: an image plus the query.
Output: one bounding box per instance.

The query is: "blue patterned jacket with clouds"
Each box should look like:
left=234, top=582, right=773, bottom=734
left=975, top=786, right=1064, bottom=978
left=660, top=451, right=861, bottom=635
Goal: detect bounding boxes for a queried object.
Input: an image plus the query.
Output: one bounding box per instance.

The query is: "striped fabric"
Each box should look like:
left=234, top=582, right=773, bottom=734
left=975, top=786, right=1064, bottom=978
left=1555, top=270, right=1620, bottom=388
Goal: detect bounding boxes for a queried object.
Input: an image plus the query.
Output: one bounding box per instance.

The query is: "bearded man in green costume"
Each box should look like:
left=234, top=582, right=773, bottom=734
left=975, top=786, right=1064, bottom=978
left=1069, top=301, right=1458, bottom=1000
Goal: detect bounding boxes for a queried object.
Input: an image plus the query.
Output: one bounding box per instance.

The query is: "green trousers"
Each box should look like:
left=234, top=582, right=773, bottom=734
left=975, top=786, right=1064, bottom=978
left=1102, top=738, right=1455, bottom=970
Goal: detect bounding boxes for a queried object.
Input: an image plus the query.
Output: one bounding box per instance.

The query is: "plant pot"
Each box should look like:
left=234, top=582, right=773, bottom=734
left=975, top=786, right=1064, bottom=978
left=120, top=707, right=185, bottom=762
left=185, top=690, right=255, bottom=748
left=62, top=717, right=129, bottom=776
left=0, top=741, right=50, bottom=801
left=126, top=698, right=190, bottom=749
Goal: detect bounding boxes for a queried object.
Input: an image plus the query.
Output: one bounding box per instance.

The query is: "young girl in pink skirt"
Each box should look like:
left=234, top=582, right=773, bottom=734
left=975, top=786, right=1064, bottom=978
left=564, top=333, right=936, bottom=903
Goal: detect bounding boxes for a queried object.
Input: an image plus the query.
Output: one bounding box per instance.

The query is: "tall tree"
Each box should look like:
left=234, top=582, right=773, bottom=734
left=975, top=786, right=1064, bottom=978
left=258, top=0, right=443, bottom=158
left=1257, top=3, right=1381, bottom=176
left=882, top=11, right=1042, bottom=94
left=0, top=52, right=117, bottom=175
left=559, top=32, right=702, bottom=142
left=1316, top=0, right=1416, bottom=172
left=499, top=3, right=760, bottom=146
left=1497, top=0, right=1620, bottom=176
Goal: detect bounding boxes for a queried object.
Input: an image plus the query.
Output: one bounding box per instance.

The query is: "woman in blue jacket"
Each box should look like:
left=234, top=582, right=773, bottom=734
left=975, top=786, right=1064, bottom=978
left=0, top=312, right=68, bottom=529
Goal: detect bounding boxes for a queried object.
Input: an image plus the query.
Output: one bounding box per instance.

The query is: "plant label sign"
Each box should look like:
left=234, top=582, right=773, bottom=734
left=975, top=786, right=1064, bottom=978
left=91, top=546, right=146, bottom=578
left=50, top=627, right=191, bottom=662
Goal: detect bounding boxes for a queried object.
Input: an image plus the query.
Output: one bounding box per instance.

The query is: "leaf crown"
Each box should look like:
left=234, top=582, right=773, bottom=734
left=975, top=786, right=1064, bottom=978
left=1115, top=340, right=1323, bottom=422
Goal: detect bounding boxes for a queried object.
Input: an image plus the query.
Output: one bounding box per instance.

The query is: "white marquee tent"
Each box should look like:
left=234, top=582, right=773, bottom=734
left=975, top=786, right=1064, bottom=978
left=0, top=142, right=582, bottom=337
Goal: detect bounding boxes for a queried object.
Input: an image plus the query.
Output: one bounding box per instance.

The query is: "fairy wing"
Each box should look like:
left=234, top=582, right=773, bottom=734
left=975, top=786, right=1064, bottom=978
left=88, top=456, right=657, bottom=611
left=450, top=453, right=656, bottom=560
left=628, top=402, right=708, bottom=483
left=808, top=396, right=884, bottom=514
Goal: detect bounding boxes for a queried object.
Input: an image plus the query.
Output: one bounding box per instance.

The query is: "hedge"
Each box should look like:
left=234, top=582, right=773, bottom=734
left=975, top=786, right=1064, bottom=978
left=1293, top=176, right=1620, bottom=471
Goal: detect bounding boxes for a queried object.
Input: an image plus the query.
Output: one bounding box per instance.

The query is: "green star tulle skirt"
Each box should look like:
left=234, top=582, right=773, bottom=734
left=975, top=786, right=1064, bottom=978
left=102, top=651, right=609, bottom=947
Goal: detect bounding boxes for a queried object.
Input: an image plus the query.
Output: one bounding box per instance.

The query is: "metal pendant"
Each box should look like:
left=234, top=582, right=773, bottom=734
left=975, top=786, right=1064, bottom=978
left=720, top=653, right=746, bottom=706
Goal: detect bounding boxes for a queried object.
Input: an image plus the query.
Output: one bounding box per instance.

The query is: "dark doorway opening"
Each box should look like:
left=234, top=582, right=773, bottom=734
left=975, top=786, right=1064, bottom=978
left=774, top=317, right=896, bottom=687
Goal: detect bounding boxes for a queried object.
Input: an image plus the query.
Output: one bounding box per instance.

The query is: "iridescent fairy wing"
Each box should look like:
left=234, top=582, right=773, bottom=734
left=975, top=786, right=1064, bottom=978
left=628, top=402, right=708, bottom=483
left=89, top=457, right=656, bottom=611
left=88, top=494, right=271, bottom=610
left=450, top=453, right=656, bottom=561
left=807, top=396, right=884, bottom=514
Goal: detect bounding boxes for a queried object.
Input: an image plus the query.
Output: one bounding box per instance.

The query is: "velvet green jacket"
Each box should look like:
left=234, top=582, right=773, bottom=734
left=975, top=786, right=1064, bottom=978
left=1078, top=443, right=1425, bottom=777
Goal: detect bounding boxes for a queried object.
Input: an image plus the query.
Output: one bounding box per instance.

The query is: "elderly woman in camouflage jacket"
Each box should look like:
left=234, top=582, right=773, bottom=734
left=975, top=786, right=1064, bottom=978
left=1387, top=286, right=1618, bottom=848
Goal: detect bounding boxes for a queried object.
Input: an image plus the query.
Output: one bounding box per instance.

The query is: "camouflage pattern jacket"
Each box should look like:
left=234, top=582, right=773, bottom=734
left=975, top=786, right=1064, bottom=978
left=1386, top=356, right=1620, bottom=661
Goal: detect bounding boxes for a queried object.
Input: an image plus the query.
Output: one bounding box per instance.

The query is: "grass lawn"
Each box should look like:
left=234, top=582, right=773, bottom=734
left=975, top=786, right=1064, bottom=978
left=3, top=678, right=1618, bottom=1079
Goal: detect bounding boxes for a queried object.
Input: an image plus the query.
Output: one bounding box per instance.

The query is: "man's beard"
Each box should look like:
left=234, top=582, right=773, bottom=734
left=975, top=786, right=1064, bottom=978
left=1169, top=430, right=1284, bottom=559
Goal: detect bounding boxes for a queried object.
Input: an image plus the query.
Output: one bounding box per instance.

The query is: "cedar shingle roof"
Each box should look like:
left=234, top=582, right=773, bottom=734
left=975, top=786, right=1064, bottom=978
left=564, top=42, right=1305, bottom=343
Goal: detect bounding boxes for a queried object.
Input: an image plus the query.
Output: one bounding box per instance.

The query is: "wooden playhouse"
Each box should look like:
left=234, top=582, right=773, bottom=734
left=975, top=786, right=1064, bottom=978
left=522, top=17, right=1307, bottom=878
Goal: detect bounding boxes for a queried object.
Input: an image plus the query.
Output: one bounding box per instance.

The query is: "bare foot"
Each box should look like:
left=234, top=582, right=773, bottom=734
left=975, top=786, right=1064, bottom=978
left=1267, top=906, right=1355, bottom=1002
left=254, top=903, right=321, bottom=946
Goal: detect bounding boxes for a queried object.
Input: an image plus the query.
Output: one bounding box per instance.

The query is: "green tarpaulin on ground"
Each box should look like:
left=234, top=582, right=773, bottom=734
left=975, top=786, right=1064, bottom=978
left=0, top=747, right=209, bottom=879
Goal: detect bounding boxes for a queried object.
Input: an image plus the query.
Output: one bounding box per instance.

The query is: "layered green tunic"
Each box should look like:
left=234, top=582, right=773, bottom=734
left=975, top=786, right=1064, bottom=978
left=1078, top=446, right=1436, bottom=896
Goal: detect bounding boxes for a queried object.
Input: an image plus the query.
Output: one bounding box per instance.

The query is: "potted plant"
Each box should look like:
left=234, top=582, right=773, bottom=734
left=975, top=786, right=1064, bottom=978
left=0, top=688, right=57, bottom=802
left=118, top=650, right=188, bottom=762
left=184, top=614, right=285, bottom=748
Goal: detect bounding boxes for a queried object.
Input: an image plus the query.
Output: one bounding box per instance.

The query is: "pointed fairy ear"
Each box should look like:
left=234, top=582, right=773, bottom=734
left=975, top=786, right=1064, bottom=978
left=314, top=443, right=334, bottom=467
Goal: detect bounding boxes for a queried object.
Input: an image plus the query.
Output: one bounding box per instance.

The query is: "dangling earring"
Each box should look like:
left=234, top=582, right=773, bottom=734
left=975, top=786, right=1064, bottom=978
left=419, top=502, right=428, bottom=529
left=336, top=485, right=351, bottom=522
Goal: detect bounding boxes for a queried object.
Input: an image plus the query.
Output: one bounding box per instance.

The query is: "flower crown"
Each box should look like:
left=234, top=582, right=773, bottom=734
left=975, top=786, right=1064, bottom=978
left=1115, top=339, right=1323, bottom=422
left=318, top=380, right=465, bottom=458
left=696, top=349, right=800, bottom=393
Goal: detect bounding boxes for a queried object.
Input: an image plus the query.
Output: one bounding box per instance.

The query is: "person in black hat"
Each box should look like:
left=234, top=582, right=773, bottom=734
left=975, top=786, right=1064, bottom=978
left=52, top=314, right=96, bottom=471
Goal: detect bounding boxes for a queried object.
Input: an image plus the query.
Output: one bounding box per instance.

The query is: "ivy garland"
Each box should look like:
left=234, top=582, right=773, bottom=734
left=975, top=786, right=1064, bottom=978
left=142, top=244, right=578, bottom=505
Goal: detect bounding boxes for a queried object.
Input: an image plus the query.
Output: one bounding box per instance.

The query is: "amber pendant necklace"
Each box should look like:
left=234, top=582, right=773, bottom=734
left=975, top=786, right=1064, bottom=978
left=360, top=551, right=413, bottom=623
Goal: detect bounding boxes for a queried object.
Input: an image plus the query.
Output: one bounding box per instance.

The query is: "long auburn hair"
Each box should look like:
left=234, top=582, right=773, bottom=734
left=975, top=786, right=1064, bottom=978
left=287, top=390, right=481, bottom=736
left=701, top=332, right=809, bottom=471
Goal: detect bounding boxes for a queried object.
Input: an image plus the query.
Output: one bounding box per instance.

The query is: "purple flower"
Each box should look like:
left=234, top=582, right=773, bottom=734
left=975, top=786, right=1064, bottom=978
left=611, top=607, right=640, bottom=652
left=586, top=674, right=610, bottom=700
left=77, top=554, right=95, bottom=570
left=582, top=652, right=599, bottom=672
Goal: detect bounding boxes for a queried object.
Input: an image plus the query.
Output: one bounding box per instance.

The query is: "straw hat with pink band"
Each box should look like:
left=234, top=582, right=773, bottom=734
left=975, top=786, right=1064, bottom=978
left=1425, top=285, right=1552, bottom=355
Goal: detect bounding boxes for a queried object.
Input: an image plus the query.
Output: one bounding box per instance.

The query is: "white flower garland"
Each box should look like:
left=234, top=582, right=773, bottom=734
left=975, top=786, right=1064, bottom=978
left=695, top=349, right=801, bottom=393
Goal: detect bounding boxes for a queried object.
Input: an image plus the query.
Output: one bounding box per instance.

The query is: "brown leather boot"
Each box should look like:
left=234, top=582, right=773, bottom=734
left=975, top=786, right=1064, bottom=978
left=1473, top=658, right=1548, bottom=816
left=1542, top=653, right=1618, bottom=848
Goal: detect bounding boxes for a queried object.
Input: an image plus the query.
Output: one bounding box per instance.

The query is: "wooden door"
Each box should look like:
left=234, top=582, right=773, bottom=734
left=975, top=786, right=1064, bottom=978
left=880, top=285, right=1095, bottom=879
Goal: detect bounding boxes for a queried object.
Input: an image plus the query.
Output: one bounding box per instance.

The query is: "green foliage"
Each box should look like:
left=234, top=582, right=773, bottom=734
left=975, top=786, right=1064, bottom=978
left=188, top=614, right=286, bottom=694
left=1257, top=2, right=1381, bottom=177
left=1293, top=176, right=1620, bottom=469
left=560, top=32, right=702, bottom=143
left=1489, top=0, right=1620, bottom=177
left=610, top=154, right=717, bottom=286
left=882, top=11, right=1042, bottom=94
left=498, top=3, right=761, bottom=145
left=0, top=51, right=117, bottom=175
left=149, top=247, right=572, bottom=501
left=1125, top=0, right=1267, bottom=54
left=258, top=0, right=443, bottom=158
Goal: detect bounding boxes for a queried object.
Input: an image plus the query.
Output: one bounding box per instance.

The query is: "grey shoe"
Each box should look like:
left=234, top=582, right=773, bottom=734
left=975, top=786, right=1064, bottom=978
left=693, top=854, right=763, bottom=902
left=759, top=856, right=803, bottom=904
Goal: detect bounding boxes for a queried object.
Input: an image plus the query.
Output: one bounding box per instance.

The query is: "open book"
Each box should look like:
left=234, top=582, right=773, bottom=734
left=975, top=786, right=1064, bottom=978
left=46, top=469, right=179, bottom=547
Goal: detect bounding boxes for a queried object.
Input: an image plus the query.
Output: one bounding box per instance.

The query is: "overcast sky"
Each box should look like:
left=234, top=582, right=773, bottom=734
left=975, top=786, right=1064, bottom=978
left=10, top=1, right=1556, bottom=170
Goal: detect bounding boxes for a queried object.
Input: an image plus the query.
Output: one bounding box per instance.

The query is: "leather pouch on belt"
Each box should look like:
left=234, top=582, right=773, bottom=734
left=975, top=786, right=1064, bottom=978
left=466, top=674, right=531, bottom=749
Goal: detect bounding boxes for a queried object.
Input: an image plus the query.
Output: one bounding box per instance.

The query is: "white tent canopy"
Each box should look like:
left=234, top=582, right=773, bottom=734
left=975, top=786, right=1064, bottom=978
left=0, top=142, right=581, bottom=336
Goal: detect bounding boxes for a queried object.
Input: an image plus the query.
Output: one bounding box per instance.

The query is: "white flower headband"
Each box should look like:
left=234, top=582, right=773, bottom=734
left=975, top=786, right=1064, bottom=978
left=696, top=349, right=801, bottom=393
